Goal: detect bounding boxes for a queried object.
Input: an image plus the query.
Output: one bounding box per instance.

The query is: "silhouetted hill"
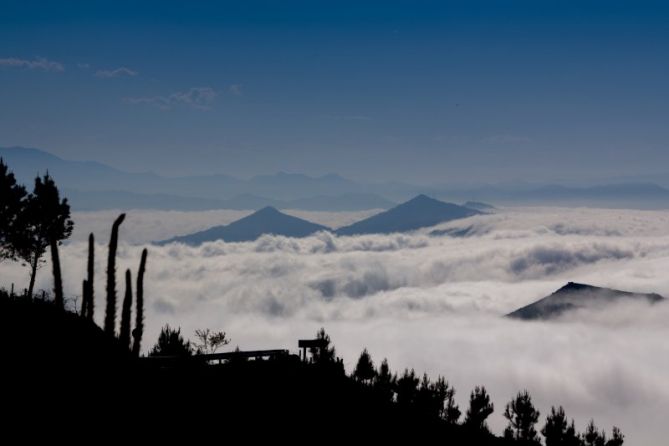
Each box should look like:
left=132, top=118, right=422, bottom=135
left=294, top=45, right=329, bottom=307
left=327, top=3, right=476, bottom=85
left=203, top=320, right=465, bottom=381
left=159, top=206, right=330, bottom=245
left=508, top=282, right=665, bottom=320
left=336, top=195, right=480, bottom=236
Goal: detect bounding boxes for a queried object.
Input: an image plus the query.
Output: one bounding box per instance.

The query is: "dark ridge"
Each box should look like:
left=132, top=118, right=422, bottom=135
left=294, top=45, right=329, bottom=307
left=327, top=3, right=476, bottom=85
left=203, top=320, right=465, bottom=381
left=507, top=282, right=665, bottom=320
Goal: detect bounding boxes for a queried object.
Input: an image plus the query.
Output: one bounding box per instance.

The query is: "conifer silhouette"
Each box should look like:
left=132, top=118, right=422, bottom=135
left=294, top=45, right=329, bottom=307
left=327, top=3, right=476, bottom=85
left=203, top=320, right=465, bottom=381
left=464, top=386, right=494, bottom=433
left=503, top=390, right=541, bottom=445
left=542, top=406, right=581, bottom=446
left=353, top=348, right=376, bottom=383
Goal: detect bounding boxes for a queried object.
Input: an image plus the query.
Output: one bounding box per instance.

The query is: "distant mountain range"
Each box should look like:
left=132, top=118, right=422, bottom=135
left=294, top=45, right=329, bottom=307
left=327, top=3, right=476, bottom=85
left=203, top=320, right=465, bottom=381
left=3, top=145, right=669, bottom=211
left=158, top=195, right=482, bottom=245
left=335, top=195, right=479, bottom=236
left=507, top=282, right=665, bottom=320
left=63, top=189, right=396, bottom=212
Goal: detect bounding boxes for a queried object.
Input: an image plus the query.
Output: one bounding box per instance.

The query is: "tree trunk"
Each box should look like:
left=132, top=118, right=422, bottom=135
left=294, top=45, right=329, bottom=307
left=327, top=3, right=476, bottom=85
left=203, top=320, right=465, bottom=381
left=86, top=233, right=94, bottom=320
left=50, top=239, right=64, bottom=309
left=27, top=253, right=38, bottom=298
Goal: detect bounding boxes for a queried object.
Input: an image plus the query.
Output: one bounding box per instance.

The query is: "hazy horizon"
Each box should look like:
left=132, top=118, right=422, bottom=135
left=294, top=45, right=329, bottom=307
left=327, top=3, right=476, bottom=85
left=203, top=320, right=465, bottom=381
left=2, top=1, right=669, bottom=183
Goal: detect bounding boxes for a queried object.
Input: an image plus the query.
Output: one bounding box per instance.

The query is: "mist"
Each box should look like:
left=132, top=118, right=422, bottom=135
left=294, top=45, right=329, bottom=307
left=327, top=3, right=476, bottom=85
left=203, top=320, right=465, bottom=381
left=3, top=206, right=669, bottom=443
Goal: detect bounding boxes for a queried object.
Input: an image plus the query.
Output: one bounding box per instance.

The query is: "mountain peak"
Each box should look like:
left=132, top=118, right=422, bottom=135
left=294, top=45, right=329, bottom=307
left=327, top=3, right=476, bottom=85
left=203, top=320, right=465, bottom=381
left=407, top=194, right=434, bottom=203
left=336, top=195, right=479, bottom=236
left=157, top=206, right=330, bottom=245
left=508, top=282, right=665, bottom=320
left=254, top=206, right=281, bottom=215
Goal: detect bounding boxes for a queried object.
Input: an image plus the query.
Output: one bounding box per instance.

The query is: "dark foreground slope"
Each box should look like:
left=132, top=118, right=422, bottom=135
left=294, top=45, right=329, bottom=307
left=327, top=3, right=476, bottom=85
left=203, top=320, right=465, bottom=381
left=508, top=282, right=664, bottom=320
left=2, top=292, right=498, bottom=444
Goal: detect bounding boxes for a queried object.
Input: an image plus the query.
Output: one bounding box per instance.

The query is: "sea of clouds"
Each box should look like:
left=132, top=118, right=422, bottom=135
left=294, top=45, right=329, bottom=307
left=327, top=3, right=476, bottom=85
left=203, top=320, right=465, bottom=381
left=3, top=206, right=669, bottom=444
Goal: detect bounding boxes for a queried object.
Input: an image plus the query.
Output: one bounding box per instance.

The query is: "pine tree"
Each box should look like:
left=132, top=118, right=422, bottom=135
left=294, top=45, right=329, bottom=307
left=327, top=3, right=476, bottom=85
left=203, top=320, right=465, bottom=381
left=395, top=368, right=419, bottom=408
left=0, top=158, right=26, bottom=261
left=584, top=420, right=607, bottom=446
left=606, top=427, right=624, bottom=446
left=503, top=390, right=541, bottom=445
left=353, top=348, right=376, bottom=383
left=542, top=406, right=581, bottom=446
left=373, top=358, right=396, bottom=403
left=464, top=386, right=495, bottom=433
left=17, top=174, right=73, bottom=307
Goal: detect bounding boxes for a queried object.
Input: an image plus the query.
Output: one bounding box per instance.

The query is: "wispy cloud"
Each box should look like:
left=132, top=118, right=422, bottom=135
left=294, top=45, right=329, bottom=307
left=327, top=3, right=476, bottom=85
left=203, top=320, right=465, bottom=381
left=228, top=84, right=243, bottom=96
left=95, top=66, right=137, bottom=78
left=0, top=57, right=64, bottom=72
left=124, top=87, right=218, bottom=110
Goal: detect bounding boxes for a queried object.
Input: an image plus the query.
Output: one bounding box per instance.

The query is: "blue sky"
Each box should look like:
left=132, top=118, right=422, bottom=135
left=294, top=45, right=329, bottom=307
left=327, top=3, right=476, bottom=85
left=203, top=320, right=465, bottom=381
left=1, top=1, right=668, bottom=183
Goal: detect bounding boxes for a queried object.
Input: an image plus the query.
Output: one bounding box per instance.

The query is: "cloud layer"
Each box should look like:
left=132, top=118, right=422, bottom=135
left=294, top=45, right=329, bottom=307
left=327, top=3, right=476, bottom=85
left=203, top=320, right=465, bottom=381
left=2, top=206, right=669, bottom=443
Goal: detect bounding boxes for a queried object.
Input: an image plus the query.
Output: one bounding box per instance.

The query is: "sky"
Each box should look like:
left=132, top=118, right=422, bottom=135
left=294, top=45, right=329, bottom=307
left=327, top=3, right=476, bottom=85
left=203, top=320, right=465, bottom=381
left=1, top=1, right=669, bottom=183
left=4, top=206, right=669, bottom=443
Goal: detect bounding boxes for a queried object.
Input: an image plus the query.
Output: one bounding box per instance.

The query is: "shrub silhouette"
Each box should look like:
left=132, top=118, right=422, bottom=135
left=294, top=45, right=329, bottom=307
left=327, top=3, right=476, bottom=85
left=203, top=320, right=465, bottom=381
left=193, top=328, right=230, bottom=354
left=149, top=325, right=193, bottom=357
left=104, top=213, right=125, bottom=336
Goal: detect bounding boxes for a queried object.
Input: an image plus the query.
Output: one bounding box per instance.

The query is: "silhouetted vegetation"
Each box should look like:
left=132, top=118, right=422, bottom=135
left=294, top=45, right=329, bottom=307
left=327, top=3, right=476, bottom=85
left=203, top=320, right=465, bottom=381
left=193, top=328, right=230, bottom=354
left=119, top=269, right=133, bottom=349
left=132, top=248, right=147, bottom=357
left=81, top=233, right=94, bottom=320
left=504, top=390, right=541, bottom=445
left=105, top=213, right=125, bottom=336
left=149, top=325, right=193, bottom=357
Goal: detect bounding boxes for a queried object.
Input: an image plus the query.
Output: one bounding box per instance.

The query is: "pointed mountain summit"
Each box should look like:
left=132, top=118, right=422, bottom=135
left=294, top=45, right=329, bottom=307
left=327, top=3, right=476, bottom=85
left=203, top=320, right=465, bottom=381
left=335, top=194, right=479, bottom=236
left=507, top=282, right=664, bottom=320
left=158, top=206, right=330, bottom=245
